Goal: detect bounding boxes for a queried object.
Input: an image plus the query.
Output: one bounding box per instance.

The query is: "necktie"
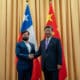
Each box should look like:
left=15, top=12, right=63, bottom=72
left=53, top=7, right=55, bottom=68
left=45, top=39, right=49, bottom=49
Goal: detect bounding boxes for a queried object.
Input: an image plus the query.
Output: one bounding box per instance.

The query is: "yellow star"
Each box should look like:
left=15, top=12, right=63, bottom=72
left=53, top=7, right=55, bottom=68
left=46, top=14, right=53, bottom=22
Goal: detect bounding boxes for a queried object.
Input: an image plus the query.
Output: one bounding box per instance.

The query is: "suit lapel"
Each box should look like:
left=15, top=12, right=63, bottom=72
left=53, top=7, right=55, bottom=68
left=42, top=39, right=46, bottom=50
left=22, top=41, right=29, bottom=53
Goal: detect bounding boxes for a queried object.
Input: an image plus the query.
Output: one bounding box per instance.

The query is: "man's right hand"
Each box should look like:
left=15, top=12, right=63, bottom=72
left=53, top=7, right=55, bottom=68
left=28, top=54, right=34, bottom=60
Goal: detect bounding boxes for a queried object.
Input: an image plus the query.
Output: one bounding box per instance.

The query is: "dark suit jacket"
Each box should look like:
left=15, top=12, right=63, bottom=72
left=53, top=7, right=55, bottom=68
left=35, top=37, right=62, bottom=71
left=16, top=41, right=35, bottom=71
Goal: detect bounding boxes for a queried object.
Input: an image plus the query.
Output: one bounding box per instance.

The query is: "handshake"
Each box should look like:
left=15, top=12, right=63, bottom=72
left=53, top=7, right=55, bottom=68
left=28, top=54, right=35, bottom=60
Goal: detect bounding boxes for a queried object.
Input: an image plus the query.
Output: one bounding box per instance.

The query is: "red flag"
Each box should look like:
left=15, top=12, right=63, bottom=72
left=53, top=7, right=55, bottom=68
left=31, top=59, right=41, bottom=80
left=46, top=2, right=67, bottom=80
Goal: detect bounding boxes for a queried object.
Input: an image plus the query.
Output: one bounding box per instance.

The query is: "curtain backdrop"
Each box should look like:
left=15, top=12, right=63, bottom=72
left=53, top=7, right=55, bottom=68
left=0, top=0, right=80, bottom=80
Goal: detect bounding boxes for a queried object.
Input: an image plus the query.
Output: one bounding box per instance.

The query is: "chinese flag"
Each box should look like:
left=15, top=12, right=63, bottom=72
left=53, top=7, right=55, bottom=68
left=46, top=2, right=67, bottom=80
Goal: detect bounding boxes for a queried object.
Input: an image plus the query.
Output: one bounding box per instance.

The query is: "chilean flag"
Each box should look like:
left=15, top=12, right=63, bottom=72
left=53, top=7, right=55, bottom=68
left=20, top=3, right=37, bottom=47
left=16, top=3, right=41, bottom=80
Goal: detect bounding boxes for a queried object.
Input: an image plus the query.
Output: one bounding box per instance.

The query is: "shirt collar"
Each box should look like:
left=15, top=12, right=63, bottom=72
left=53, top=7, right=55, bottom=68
left=46, top=36, right=52, bottom=41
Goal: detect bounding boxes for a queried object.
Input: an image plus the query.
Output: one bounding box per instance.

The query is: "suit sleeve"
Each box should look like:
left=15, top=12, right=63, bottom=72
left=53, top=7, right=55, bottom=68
left=57, top=39, right=62, bottom=65
left=16, top=43, right=29, bottom=60
left=34, top=42, right=42, bottom=58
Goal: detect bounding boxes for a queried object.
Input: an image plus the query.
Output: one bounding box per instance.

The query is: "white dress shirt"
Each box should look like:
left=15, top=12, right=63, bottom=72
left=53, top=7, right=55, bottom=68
left=24, top=41, right=31, bottom=53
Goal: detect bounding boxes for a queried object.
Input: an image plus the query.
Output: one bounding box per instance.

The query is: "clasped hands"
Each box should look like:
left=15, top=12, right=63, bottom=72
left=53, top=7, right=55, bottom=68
left=28, top=54, right=34, bottom=60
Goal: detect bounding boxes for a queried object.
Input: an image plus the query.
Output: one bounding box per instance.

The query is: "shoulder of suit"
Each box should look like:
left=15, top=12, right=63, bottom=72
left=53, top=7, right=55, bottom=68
left=16, top=41, right=24, bottom=45
left=52, top=37, right=59, bottom=41
left=40, top=37, right=58, bottom=42
left=48, top=37, right=60, bottom=44
left=39, top=37, right=60, bottom=44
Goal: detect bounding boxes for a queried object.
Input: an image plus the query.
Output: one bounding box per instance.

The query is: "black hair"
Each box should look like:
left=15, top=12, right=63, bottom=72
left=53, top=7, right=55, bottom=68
left=44, top=26, right=53, bottom=31
left=21, top=30, right=30, bottom=35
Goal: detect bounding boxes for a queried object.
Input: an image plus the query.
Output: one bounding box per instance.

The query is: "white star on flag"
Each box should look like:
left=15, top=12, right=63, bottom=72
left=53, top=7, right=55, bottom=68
left=23, top=15, right=29, bottom=22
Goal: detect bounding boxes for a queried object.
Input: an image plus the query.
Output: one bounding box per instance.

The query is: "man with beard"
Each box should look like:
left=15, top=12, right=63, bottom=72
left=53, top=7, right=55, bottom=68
left=16, top=30, right=35, bottom=80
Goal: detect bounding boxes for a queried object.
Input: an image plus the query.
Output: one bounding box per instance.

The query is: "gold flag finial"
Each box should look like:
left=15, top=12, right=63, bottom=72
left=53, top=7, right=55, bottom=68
left=26, top=0, right=28, bottom=2
left=49, top=0, right=52, bottom=5
left=49, top=0, right=52, bottom=2
left=49, top=0, right=52, bottom=4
